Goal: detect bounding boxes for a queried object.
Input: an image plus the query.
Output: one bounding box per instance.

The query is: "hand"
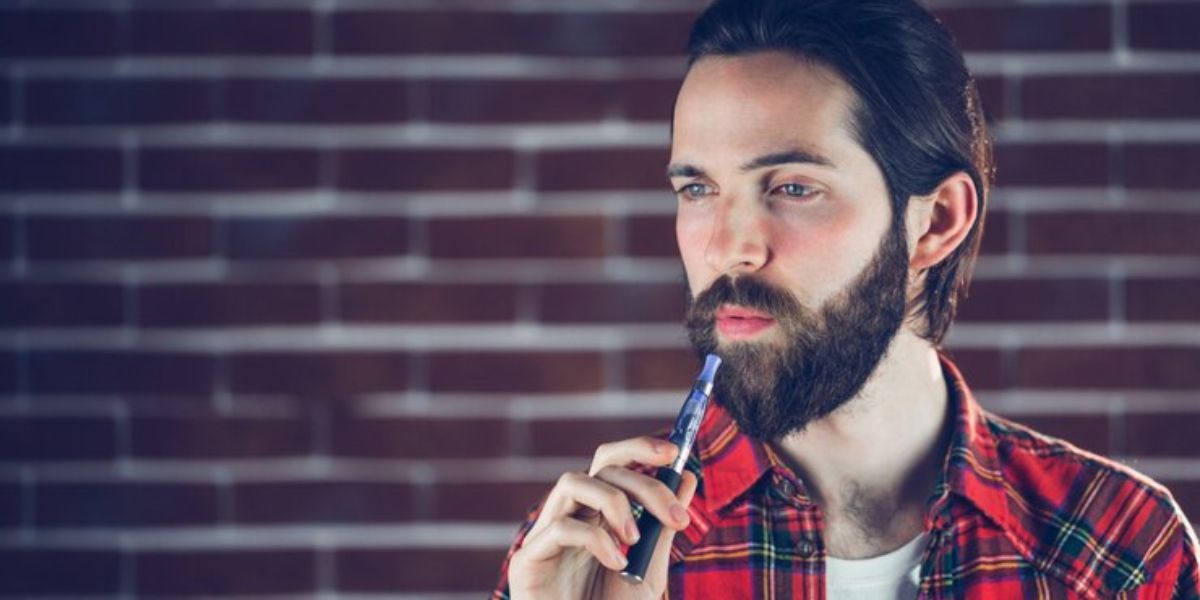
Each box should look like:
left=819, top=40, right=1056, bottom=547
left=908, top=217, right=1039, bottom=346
left=507, top=436, right=699, bottom=599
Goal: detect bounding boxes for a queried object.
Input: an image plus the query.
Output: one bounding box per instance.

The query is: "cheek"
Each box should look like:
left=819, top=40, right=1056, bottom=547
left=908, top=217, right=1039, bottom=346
left=676, top=210, right=710, bottom=295
left=772, top=205, right=875, bottom=300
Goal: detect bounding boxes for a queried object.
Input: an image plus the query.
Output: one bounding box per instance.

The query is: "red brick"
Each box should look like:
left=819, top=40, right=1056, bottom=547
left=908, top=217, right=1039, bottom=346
left=331, top=11, right=690, bottom=57
left=335, top=148, right=514, bottom=191
left=626, top=214, right=678, bottom=257
left=427, top=351, right=604, bottom=393
left=428, top=79, right=609, bottom=123
left=992, top=143, right=1110, bottom=187
left=1161, top=480, right=1200, bottom=523
left=974, top=76, right=1006, bottom=123
left=1022, top=74, right=1200, bottom=121
left=335, top=548, right=505, bottom=592
left=539, top=282, right=683, bottom=323
left=27, top=216, right=212, bottom=261
left=131, top=415, right=312, bottom=458
left=0, top=79, right=13, bottom=124
left=431, top=481, right=548, bottom=521
left=1125, top=144, right=1200, bottom=190
left=138, top=283, right=320, bottom=327
left=0, top=215, right=11, bottom=261
left=139, top=147, right=319, bottom=191
left=333, top=10, right=522, bottom=55
left=135, top=550, right=316, bottom=595
left=225, top=78, right=408, bottom=123
left=942, top=348, right=1004, bottom=391
left=28, top=350, right=215, bottom=395
left=340, top=283, right=518, bottom=323
left=0, top=146, right=122, bottom=191
left=529, top=417, right=668, bottom=457
left=0, top=351, right=15, bottom=393
left=0, top=11, right=119, bottom=58
left=130, top=10, right=314, bottom=55
left=625, top=348, right=701, bottom=390
left=999, top=414, right=1110, bottom=456
left=957, top=279, right=1109, bottom=323
left=37, top=482, right=218, bottom=527
left=227, top=216, right=409, bottom=259
left=1015, top=348, right=1200, bottom=390
left=1130, top=4, right=1200, bottom=51
left=617, top=78, right=679, bottom=121
left=331, top=417, right=509, bottom=459
left=429, top=216, right=606, bottom=259
left=977, top=210, right=1009, bottom=255
left=1126, top=414, right=1200, bottom=456
left=233, top=480, right=417, bottom=523
left=230, top=351, right=409, bottom=396
left=0, top=550, right=119, bottom=595
left=0, top=483, right=19, bottom=527
left=536, top=148, right=669, bottom=191
left=1026, top=213, right=1200, bottom=256
left=0, top=416, right=117, bottom=461
left=27, top=78, right=216, bottom=124
left=1126, top=279, right=1200, bottom=322
left=0, top=283, right=124, bottom=327
left=933, top=5, right=1111, bottom=52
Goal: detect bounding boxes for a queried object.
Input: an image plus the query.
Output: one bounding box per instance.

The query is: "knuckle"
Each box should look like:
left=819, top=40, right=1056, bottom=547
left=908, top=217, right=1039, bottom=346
left=556, top=470, right=584, bottom=488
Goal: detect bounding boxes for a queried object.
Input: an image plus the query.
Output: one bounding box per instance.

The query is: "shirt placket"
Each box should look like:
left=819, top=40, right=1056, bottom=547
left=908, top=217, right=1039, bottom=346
left=769, top=472, right=826, bottom=600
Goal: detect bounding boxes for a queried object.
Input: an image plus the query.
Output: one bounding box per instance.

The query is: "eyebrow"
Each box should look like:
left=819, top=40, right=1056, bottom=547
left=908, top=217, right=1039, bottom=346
left=666, top=148, right=837, bottom=179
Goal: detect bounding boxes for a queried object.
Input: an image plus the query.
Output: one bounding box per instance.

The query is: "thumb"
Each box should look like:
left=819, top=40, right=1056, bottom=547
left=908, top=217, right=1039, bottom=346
left=643, top=469, right=698, bottom=592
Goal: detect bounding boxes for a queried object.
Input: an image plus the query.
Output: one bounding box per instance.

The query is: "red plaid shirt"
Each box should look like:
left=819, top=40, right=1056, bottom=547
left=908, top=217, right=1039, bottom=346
left=492, top=357, right=1200, bottom=598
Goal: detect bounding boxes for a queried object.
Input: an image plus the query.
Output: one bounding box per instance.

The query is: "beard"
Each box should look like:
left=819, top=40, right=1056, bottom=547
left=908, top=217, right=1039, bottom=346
left=684, top=221, right=910, bottom=441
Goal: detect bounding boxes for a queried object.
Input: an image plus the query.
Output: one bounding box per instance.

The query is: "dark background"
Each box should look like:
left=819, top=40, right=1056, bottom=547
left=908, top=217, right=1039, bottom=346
left=1, top=0, right=1198, bottom=596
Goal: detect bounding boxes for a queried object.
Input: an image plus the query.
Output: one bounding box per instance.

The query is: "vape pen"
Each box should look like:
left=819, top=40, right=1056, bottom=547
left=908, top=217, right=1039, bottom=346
left=620, top=353, right=722, bottom=583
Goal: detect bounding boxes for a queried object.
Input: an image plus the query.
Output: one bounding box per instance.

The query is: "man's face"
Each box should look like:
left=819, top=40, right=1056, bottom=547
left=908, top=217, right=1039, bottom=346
left=670, top=51, right=911, bottom=440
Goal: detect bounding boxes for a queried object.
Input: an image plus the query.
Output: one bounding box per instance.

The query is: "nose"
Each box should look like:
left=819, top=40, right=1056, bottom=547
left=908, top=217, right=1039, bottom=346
left=704, top=197, right=770, bottom=276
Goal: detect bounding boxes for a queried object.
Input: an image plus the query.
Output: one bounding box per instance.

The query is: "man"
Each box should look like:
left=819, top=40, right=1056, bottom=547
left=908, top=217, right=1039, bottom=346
left=492, top=0, right=1200, bottom=598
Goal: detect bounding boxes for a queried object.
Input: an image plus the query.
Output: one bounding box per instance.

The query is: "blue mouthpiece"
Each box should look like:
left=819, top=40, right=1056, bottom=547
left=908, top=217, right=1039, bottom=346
left=699, top=353, right=722, bottom=385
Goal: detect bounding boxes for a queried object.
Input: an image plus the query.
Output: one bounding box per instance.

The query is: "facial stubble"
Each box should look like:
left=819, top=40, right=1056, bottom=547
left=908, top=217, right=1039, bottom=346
left=684, top=221, right=910, bottom=441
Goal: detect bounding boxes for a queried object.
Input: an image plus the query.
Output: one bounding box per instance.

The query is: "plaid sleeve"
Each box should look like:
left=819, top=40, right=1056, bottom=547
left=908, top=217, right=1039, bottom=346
left=490, top=498, right=546, bottom=600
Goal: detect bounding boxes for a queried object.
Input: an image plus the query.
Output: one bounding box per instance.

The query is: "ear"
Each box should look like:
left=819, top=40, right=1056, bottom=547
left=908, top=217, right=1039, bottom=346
left=907, top=171, right=979, bottom=271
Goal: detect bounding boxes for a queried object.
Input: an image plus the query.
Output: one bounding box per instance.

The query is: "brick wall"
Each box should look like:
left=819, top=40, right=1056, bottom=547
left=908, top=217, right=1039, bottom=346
left=1, top=0, right=1198, bottom=596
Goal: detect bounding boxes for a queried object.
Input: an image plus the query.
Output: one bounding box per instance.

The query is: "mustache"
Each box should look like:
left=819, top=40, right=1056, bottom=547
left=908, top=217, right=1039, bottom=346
left=685, top=275, right=808, bottom=327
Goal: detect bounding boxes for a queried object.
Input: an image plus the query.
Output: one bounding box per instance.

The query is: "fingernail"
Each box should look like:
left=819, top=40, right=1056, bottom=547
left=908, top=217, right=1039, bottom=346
left=658, top=441, right=675, bottom=454
left=625, top=520, right=640, bottom=543
left=670, top=503, right=689, bottom=525
left=614, top=548, right=629, bottom=568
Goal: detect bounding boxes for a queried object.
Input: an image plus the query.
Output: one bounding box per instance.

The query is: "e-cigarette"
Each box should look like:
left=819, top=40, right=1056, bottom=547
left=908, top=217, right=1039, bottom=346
left=620, top=353, right=722, bottom=583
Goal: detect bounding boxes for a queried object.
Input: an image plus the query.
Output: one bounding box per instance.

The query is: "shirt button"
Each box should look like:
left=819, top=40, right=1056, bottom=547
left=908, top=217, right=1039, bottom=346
left=795, top=538, right=817, bottom=557
left=776, top=479, right=796, bottom=498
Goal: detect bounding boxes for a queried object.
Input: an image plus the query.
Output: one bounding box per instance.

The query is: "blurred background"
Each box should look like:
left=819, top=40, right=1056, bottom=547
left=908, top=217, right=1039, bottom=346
left=1, top=0, right=1198, bottom=596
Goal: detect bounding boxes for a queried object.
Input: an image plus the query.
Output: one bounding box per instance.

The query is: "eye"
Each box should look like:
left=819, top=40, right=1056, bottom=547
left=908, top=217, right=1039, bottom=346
left=771, top=182, right=818, bottom=199
left=675, top=182, right=713, bottom=200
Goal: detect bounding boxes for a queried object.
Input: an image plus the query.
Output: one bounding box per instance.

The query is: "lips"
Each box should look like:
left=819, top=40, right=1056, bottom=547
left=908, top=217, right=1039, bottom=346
left=715, top=305, right=776, bottom=339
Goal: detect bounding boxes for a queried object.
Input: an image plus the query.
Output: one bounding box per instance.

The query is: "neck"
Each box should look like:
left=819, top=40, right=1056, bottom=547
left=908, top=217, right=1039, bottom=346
left=771, top=329, right=952, bottom=556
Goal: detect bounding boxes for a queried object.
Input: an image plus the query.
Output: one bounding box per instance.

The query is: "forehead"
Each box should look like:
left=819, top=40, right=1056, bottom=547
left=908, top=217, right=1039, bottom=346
left=671, top=51, right=862, bottom=168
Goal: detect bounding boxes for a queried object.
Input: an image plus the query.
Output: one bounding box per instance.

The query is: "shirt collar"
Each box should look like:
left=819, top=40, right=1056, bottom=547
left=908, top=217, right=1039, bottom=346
left=693, top=354, right=1014, bottom=534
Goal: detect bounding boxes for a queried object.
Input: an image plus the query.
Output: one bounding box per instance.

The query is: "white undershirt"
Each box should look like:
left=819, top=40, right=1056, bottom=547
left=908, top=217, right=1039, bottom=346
left=825, top=532, right=927, bottom=600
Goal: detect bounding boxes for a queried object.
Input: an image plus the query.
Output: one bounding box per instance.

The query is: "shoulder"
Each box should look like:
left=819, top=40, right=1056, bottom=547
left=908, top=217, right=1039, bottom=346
left=984, top=411, right=1199, bottom=597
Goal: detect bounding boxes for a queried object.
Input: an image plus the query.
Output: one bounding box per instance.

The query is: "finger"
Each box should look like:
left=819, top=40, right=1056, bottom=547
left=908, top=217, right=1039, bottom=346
left=527, top=471, right=639, bottom=544
left=592, top=465, right=692, bottom=530
left=552, top=471, right=643, bottom=544
left=517, top=516, right=629, bottom=572
left=589, top=436, right=678, bottom=476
